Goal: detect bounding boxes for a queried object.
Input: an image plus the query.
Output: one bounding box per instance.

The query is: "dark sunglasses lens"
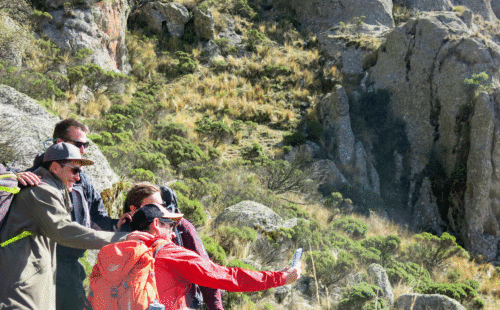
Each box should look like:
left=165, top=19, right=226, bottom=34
left=75, top=141, right=89, bottom=149
left=71, top=167, right=81, bottom=175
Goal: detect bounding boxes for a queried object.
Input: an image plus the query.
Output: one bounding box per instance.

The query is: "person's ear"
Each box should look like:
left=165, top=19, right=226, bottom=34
left=130, top=205, right=138, bottom=213
left=151, top=218, right=162, bottom=234
left=56, top=138, right=64, bottom=143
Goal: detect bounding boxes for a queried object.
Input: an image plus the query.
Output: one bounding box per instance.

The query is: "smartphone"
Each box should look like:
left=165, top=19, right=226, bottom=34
left=291, top=248, right=303, bottom=268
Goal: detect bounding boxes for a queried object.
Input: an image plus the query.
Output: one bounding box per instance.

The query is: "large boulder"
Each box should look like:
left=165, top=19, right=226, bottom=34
left=214, top=200, right=284, bottom=231
left=194, top=7, right=215, bottom=40
left=0, top=85, right=119, bottom=192
left=289, top=0, right=394, bottom=33
left=367, top=264, right=394, bottom=306
left=397, top=293, right=466, bottom=310
left=368, top=11, right=500, bottom=259
left=40, top=0, right=131, bottom=72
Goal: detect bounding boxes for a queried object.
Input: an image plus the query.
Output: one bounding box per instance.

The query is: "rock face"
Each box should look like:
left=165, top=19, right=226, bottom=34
left=40, top=0, right=131, bottom=72
left=131, top=1, right=190, bottom=37
left=406, top=0, right=453, bottom=11
left=453, top=0, right=497, bottom=21
left=289, top=0, right=394, bottom=33
left=0, top=85, right=119, bottom=192
left=368, top=11, right=500, bottom=259
left=397, top=293, right=466, bottom=310
left=317, top=85, right=380, bottom=193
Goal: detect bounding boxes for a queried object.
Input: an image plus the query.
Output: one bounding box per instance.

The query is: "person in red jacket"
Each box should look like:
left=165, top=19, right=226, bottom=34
left=129, top=204, right=301, bottom=309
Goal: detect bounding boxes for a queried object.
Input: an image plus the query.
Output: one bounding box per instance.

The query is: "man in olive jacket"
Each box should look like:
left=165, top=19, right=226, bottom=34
left=0, top=143, right=132, bottom=310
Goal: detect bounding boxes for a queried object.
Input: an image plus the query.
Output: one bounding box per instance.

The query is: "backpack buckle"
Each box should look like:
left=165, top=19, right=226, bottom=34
left=110, top=285, right=119, bottom=298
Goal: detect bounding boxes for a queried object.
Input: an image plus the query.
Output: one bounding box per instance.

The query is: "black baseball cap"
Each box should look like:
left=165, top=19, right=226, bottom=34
left=130, top=203, right=183, bottom=231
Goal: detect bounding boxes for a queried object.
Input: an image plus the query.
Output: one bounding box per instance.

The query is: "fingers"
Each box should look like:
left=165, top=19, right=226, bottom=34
left=284, top=266, right=302, bottom=285
left=16, top=172, right=41, bottom=186
left=117, top=212, right=133, bottom=230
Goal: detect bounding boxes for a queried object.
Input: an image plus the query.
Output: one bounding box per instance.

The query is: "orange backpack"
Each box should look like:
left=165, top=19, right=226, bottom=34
left=88, top=239, right=168, bottom=310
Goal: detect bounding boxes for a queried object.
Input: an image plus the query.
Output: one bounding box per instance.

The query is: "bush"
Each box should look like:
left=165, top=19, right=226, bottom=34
left=359, top=235, right=401, bottom=266
left=283, top=132, right=306, bottom=147
left=416, top=281, right=478, bottom=304
left=290, top=219, right=333, bottom=250
left=152, top=136, right=209, bottom=168
left=404, top=232, right=469, bottom=271
left=264, top=159, right=312, bottom=194
left=153, top=122, right=189, bottom=140
left=195, top=117, right=235, bottom=148
left=338, top=282, right=385, bottom=310
left=176, top=191, right=207, bottom=227
left=385, top=257, right=431, bottom=288
left=227, top=259, right=257, bottom=271
left=306, top=251, right=355, bottom=286
left=216, top=226, right=257, bottom=254
left=332, top=217, right=369, bottom=239
left=67, top=63, right=128, bottom=93
left=130, top=168, right=156, bottom=183
left=201, top=235, right=227, bottom=265
left=245, top=29, right=266, bottom=51
left=241, top=143, right=267, bottom=163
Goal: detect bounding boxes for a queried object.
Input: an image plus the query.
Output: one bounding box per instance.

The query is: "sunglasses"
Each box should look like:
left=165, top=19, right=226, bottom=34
left=59, top=163, right=82, bottom=175
left=66, top=139, right=90, bottom=149
left=159, top=218, right=179, bottom=228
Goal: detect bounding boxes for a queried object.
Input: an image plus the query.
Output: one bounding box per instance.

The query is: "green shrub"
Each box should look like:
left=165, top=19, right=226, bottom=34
left=385, top=257, right=431, bottom=288
left=245, top=29, right=266, bottom=51
left=135, top=151, right=170, bottom=172
left=67, top=63, right=128, bottom=93
left=130, top=168, right=156, bottom=183
left=358, top=235, right=401, bottom=266
left=290, top=219, right=332, bottom=250
left=227, top=259, right=257, bottom=271
left=350, top=243, right=381, bottom=264
left=153, top=122, right=189, bottom=140
left=264, top=159, right=312, bottom=194
left=283, top=132, right=306, bottom=147
left=176, top=191, right=207, bottom=227
left=234, top=0, right=257, bottom=19
left=332, top=217, right=369, bottom=239
left=174, top=51, right=197, bottom=74
left=416, top=281, right=478, bottom=304
left=306, top=250, right=354, bottom=286
left=305, top=120, right=323, bottom=141
left=338, top=282, right=385, bottom=310
left=324, top=192, right=344, bottom=209
left=201, top=235, right=227, bottom=265
left=241, top=143, right=267, bottom=163
left=195, top=117, right=235, bottom=148
left=152, top=136, right=209, bottom=168
left=404, top=232, right=469, bottom=271
left=216, top=226, right=257, bottom=254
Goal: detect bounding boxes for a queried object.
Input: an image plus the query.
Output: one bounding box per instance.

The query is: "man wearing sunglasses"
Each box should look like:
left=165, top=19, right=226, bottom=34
left=117, top=204, right=301, bottom=310
left=0, top=143, right=150, bottom=310
left=121, top=182, right=224, bottom=309
left=16, top=119, right=129, bottom=310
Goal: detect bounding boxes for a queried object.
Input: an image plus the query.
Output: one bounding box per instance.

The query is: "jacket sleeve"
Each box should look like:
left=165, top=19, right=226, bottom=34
left=177, top=219, right=224, bottom=310
left=80, top=172, right=119, bottom=231
left=160, top=246, right=287, bottom=292
left=18, top=185, right=127, bottom=249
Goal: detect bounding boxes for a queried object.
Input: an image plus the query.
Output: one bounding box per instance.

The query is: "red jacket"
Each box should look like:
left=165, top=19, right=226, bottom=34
left=154, top=241, right=287, bottom=309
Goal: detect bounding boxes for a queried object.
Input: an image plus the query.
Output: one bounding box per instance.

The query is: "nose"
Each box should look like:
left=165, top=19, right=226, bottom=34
left=79, top=146, right=85, bottom=155
left=74, top=172, right=80, bottom=182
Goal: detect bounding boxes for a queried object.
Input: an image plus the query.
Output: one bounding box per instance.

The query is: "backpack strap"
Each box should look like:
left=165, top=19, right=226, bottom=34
left=152, top=240, right=169, bottom=258
left=0, top=231, right=34, bottom=247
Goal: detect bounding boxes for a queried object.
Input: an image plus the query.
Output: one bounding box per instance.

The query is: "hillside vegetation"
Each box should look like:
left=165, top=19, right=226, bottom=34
left=2, top=0, right=500, bottom=309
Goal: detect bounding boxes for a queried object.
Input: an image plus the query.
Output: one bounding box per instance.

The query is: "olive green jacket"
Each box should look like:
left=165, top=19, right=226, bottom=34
left=0, top=167, right=127, bottom=310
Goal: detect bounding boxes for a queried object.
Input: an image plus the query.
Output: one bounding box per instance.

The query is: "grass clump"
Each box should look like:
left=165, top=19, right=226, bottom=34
left=332, top=216, right=369, bottom=239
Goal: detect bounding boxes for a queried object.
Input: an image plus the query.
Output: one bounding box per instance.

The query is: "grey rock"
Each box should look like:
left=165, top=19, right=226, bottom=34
left=407, top=0, right=453, bottom=11
left=217, top=18, right=242, bottom=45
left=354, top=141, right=380, bottom=194
left=136, top=2, right=171, bottom=34
left=162, top=2, right=190, bottom=37
left=493, top=0, right=500, bottom=19
left=194, top=7, right=215, bottom=40
left=45, top=0, right=98, bottom=9
left=452, top=0, right=497, bottom=21
left=214, top=200, right=284, bottom=231
left=397, top=293, right=466, bottom=310
left=42, top=1, right=131, bottom=73
left=274, top=284, right=291, bottom=303
left=367, top=264, right=394, bottom=306
left=289, top=0, right=394, bottom=33
left=0, top=85, right=119, bottom=193
left=310, top=159, right=348, bottom=186
left=318, top=85, right=355, bottom=166
left=412, top=178, right=445, bottom=234
left=368, top=11, right=500, bottom=257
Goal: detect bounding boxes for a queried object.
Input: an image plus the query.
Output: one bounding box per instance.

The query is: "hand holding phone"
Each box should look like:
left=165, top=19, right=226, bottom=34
left=291, top=248, right=303, bottom=268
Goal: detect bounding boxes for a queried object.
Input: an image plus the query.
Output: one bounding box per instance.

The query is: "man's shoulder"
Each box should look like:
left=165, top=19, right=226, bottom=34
left=157, top=242, right=200, bottom=259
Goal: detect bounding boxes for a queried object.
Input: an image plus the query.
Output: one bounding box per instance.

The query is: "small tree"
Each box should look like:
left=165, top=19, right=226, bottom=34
left=195, top=117, right=235, bottom=148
